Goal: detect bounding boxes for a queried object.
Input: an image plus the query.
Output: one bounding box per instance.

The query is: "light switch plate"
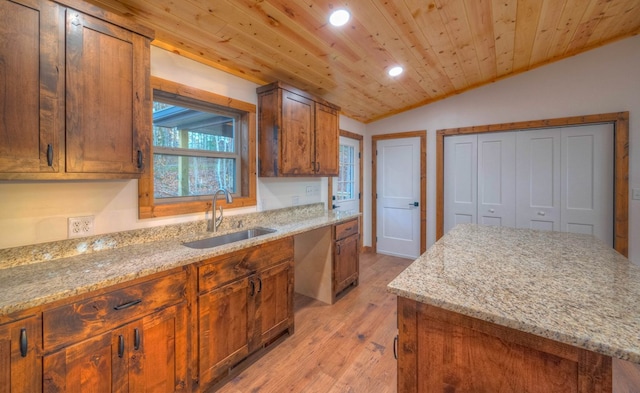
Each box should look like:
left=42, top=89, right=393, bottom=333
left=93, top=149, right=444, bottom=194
left=633, top=188, right=640, bottom=201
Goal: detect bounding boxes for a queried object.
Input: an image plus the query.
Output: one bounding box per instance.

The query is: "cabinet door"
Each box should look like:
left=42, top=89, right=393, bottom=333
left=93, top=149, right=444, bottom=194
left=0, top=0, right=63, bottom=174
left=43, top=332, right=117, bottom=393
left=281, top=90, right=315, bottom=175
left=65, top=9, right=149, bottom=174
left=252, top=261, right=293, bottom=347
left=198, top=278, right=250, bottom=386
left=128, top=304, right=188, bottom=392
left=314, top=103, right=339, bottom=176
left=0, top=315, right=42, bottom=393
left=334, top=234, right=359, bottom=295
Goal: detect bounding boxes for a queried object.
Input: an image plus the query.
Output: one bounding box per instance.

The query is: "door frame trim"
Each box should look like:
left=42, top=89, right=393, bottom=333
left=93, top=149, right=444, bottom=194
left=436, top=112, right=629, bottom=257
left=329, top=130, right=364, bottom=250
left=372, top=131, right=427, bottom=255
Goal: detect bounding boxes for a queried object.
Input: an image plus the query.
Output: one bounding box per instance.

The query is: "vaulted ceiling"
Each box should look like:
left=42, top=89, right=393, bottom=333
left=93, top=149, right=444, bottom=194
left=87, top=0, right=640, bottom=123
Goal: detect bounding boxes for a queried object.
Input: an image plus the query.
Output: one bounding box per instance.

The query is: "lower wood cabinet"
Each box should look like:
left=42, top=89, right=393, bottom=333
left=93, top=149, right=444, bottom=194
left=197, top=237, right=294, bottom=389
left=42, top=269, right=188, bottom=392
left=0, top=313, right=42, bottom=392
left=333, top=219, right=359, bottom=297
left=4, top=236, right=298, bottom=392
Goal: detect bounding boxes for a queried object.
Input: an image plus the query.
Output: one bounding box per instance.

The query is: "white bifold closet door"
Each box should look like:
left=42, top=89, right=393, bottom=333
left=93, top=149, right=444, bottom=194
left=444, top=124, right=614, bottom=246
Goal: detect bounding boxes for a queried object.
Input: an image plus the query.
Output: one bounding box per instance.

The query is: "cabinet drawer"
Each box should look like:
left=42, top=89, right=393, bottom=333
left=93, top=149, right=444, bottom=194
left=43, top=270, right=186, bottom=351
left=335, top=219, right=359, bottom=241
left=199, top=237, right=293, bottom=293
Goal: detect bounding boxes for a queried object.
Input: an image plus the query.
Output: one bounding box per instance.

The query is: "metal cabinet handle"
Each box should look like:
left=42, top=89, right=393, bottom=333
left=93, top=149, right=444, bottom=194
left=537, top=211, right=546, bottom=216
left=134, top=328, right=141, bottom=351
left=393, top=335, right=398, bottom=360
left=46, top=144, right=53, bottom=167
left=20, top=328, right=28, bottom=357
left=488, top=208, right=495, bottom=213
left=257, top=277, right=263, bottom=293
left=114, top=299, right=142, bottom=310
left=250, top=280, right=256, bottom=296
left=337, top=244, right=341, bottom=255
left=137, top=150, right=144, bottom=169
left=316, top=162, right=320, bottom=172
left=118, top=335, right=125, bottom=358
left=408, top=202, right=419, bottom=207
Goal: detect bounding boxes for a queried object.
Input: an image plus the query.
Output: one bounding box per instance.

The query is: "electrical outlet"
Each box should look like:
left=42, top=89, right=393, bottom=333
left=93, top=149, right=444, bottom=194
left=633, top=188, right=640, bottom=201
left=68, top=216, right=95, bottom=238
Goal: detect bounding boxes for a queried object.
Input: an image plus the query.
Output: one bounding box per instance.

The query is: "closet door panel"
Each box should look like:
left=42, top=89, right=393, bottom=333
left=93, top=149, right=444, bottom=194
left=477, top=133, right=516, bottom=227
left=516, top=130, right=561, bottom=231
left=561, top=124, right=614, bottom=246
left=444, top=135, right=477, bottom=233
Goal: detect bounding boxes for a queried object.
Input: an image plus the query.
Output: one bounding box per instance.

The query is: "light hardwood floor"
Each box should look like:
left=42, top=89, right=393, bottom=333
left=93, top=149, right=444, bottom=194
left=213, top=252, right=640, bottom=392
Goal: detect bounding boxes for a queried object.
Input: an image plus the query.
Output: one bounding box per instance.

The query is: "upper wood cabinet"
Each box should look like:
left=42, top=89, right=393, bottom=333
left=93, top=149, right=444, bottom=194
left=0, top=0, right=153, bottom=180
left=257, top=82, right=339, bottom=177
left=0, top=0, right=64, bottom=175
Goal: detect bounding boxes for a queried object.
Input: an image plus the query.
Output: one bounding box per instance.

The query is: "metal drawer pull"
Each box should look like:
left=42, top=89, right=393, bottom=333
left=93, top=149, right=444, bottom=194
left=118, top=335, right=125, bottom=358
left=537, top=211, right=546, bottom=216
left=20, top=328, right=28, bottom=357
left=134, top=328, right=141, bottom=351
left=46, top=144, right=53, bottom=167
left=250, top=280, right=256, bottom=296
left=393, top=335, right=398, bottom=360
left=488, top=208, right=495, bottom=213
left=137, top=150, right=144, bottom=169
left=114, top=299, right=142, bottom=310
left=257, top=277, right=263, bottom=293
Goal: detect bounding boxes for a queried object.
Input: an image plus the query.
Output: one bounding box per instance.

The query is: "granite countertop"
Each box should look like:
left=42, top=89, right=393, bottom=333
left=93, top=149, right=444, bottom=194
left=0, top=204, right=359, bottom=317
left=387, top=224, right=640, bottom=364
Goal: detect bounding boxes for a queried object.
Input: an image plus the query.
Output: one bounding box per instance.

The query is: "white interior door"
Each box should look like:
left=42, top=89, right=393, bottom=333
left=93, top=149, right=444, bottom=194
left=561, top=124, right=613, bottom=245
left=516, top=129, right=562, bottom=231
left=444, top=134, right=477, bottom=233
left=332, top=136, right=360, bottom=213
left=444, top=125, right=614, bottom=246
left=477, top=132, right=516, bottom=227
left=376, top=137, right=421, bottom=259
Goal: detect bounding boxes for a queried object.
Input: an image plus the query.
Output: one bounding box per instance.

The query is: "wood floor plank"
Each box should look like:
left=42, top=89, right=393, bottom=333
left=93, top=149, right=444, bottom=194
left=211, top=252, right=639, bottom=392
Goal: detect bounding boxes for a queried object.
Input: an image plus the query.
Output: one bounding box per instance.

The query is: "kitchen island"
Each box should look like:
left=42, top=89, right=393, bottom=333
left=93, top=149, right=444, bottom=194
left=388, top=224, right=640, bottom=392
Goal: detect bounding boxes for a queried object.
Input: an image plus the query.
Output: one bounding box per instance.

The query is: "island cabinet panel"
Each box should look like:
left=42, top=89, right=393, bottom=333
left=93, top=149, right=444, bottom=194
left=397, top=297, right=613, bottom=393
left=257, top=81, right=339, bottom=177
left=196, top=237, right=295, bottom=389
left=0, top=314, right=42, bottom=392
left=42, top=270, right=188, bottom=392
left=0, top=0, right=63, bottom=174
left=0, top=0, right=152, bottom=180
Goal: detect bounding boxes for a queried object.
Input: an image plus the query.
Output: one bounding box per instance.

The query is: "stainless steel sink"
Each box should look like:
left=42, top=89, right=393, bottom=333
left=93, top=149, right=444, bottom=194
left=183, top=227, right=276, bottom=249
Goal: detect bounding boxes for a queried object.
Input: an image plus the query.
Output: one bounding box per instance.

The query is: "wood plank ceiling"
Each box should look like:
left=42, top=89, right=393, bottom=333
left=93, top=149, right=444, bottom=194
left=86, top=0, right=640, bottom=123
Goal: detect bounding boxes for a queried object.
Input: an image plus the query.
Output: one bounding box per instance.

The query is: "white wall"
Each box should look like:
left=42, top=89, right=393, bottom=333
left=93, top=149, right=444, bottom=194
left=0, top=47, right=367, bottom=249
left=365, top=35, right=640, bottom=264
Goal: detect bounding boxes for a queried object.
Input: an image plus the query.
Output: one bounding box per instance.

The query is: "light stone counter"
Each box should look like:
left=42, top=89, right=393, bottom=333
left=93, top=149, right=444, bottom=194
left=387, top=224, right=640, bottom=364
left=0, top=204, right=359, bottom=316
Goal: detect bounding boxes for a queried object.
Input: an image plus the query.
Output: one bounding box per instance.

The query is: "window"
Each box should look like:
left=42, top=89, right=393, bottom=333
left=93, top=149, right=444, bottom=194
left=138, top=77, right=256, bottom=218
left=336, top=144, right=356, bottom=201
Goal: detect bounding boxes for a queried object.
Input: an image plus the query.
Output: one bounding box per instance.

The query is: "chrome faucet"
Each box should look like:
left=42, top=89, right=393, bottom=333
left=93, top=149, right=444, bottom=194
left=209, top=189, right=233, bottom=232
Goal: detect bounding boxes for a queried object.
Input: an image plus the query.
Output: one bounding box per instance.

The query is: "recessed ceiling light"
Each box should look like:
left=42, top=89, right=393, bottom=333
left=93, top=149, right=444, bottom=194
left=388, top=66, right=404, bottom=77
left=329, top=9, right=350, bottom=26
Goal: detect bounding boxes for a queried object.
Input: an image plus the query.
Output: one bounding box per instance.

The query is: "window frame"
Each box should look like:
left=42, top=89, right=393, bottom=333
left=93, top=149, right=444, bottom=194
left=138, top=76, right=256, bottom=219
